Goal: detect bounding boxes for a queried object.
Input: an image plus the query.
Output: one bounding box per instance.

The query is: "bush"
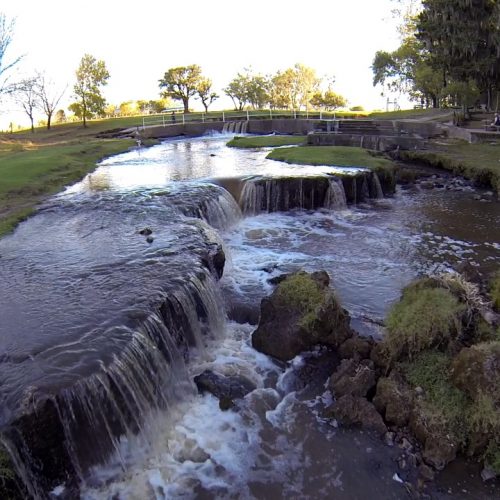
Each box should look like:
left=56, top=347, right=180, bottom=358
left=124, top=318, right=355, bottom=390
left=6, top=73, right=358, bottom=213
left=384, top=286, right=465, bottom=360
left=490, top=271, right=500, bottom=311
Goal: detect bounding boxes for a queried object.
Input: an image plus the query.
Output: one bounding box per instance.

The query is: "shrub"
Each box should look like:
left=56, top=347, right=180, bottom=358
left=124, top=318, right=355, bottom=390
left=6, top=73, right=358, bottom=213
left=491, top=271, right=500, bottom=311
left=384, top=286, right=465, bottom=359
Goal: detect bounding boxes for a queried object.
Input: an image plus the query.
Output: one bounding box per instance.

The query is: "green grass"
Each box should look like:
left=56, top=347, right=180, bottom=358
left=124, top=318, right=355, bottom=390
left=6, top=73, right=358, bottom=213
left=368, top=108, right=453, bottom=120
left=0, top=136, right=133, bottom=236
left=383, top=285, right=465, bottom=360
left=226, top=135, right=307, bottom=148
left=266, top=145, right=394, bottom=172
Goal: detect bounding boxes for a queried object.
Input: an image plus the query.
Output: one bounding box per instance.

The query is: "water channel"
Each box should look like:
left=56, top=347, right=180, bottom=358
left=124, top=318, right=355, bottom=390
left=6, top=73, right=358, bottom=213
left=0, top=134, right=499, bottom=499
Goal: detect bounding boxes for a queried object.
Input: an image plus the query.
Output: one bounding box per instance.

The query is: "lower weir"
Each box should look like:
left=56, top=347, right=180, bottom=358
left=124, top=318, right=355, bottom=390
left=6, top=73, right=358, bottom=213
left=0, top=164, right=390, bottom=497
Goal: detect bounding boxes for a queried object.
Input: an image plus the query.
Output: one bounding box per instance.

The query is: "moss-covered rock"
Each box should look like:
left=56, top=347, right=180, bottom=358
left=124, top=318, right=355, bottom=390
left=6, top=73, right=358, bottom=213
left=251, top=271, right=352, bottom=361
left=0, top=443, right=23, bottom=500
left=450, top=342, right=500, bottom=404
left=490, top=272, right=500, bottom=311
left=382, top=282, right=465, bottom=360
left=329, top=358, right=376, bottom=398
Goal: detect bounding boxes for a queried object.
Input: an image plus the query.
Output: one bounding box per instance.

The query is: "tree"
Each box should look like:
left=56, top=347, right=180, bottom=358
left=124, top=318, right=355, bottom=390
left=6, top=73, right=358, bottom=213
left=72, top=54, right=110, bottom=127
left=310, top=89, right=347, bottom=111
left=224, top=72, right=250, bottom=110
left=15, top=77, right=38, bottom=132
left=54, top=109, right=66, bottom=123
left=0, top=14, right=22, bottom=100
left=36, top=72, right=66, bottom=130
left=159, top=65, right=203, bottom=113
left=196, top=77, right=219, bottom=112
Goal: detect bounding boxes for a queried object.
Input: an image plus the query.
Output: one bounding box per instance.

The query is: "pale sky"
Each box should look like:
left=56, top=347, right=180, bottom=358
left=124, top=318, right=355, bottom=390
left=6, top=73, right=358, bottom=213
left=1, top=0, right=408, bottom=127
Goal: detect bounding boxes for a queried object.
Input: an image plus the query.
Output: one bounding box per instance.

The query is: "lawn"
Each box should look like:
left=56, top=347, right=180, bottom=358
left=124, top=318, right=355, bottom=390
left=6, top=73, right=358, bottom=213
left=266, top=145, right=394, bottom=171
left=0, top=124, right=134, bottom=236
left=226, top=135, right=307, bottom=148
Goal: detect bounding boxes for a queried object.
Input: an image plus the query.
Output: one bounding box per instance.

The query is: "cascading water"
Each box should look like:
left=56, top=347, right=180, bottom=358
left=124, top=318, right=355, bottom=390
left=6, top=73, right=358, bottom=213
left=1, top=136, right=498, bottom=499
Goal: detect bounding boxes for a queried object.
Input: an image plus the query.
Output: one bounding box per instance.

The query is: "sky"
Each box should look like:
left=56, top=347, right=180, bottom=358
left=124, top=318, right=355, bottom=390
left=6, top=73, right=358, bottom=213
left=1, top=0, right=409, bottom=127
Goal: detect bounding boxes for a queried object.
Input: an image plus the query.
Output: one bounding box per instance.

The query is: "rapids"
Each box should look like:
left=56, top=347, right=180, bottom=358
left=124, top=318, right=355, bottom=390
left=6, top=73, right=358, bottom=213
left=0, top=134, right=498, bottom=499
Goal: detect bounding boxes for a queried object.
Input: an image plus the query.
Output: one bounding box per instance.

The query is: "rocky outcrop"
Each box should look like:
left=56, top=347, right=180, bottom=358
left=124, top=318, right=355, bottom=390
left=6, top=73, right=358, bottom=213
left=251, top=271, right=352, bottom=361
left=329, top=358, right=376, bottom=398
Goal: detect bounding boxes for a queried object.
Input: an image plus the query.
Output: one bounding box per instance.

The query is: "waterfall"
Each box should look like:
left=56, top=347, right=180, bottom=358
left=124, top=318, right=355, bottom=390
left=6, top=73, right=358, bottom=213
left=241, top=121, right=248, bottom=134
left=3, top=271, right=226, bottom=495
left=360, top=135, right=364, bottom=148
left=239, top=176, right=334, bottom=214
left=325, top=178, right=347, bottom=209
left=372, top=172, right=384, bottom=199
left=222, top=122, right=229, bottom=133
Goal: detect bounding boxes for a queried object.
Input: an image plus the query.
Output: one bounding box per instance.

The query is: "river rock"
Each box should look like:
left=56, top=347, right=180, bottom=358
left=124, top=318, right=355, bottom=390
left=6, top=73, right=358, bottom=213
left=324, top=395, right=387, bottom=436
left=251, top=271, right=352, bottom=361
left=329, top=358, right=376, bottom=398
left=373, top=371, right=414, bottom=427
left=194, top=369, right=256, bottom=402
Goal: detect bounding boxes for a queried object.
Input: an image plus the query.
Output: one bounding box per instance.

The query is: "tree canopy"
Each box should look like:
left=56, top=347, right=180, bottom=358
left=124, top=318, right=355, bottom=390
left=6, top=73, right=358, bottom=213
left=0, top=13, right=22, bottom=100
left=159, top=65, right=204, bottom=113
left=72, top=54, right=110, bottom=127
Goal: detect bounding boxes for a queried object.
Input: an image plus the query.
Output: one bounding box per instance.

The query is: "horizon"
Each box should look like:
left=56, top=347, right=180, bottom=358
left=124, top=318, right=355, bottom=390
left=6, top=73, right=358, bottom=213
left=1, top=0, right=410, bottom=128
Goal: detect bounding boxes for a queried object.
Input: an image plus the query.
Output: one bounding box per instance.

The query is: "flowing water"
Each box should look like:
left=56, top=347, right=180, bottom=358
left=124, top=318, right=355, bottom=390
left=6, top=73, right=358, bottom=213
left=0, top=135, right=499, bottom=499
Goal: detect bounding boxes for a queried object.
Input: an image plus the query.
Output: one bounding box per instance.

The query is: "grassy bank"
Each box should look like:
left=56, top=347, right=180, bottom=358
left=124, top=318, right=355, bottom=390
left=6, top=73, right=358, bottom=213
left=398, top=141, right=500, bottom=194
left=266, top=145, right=394, bottom=172
left=0, top=125, right=134, bottom=236
left=227, top=135, right=307, bottom=148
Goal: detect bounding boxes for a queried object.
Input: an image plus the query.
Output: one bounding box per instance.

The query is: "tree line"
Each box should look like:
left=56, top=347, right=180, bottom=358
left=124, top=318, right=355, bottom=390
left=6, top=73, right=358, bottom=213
left=1, top=13, right=348, bottom=131
left=372, top=0, right=500, bottom=114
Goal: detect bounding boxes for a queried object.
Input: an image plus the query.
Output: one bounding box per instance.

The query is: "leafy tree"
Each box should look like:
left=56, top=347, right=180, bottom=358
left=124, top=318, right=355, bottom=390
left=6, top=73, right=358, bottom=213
left=119, top=100, right=138, bottom=116
left=72, top=54, right=110, bottom=127
left=159, top=65, right=203, bottom=113
left=14, top=77, right=38, bottom=132
left=36, top=72, right=66, bottom=130
left=196, top=77, right=219, bottom=112
left=0, top=13, right=22, bottom=100
left=310, top=89, right=347, bottom=111
left=224, top=72, right=250, bottom=110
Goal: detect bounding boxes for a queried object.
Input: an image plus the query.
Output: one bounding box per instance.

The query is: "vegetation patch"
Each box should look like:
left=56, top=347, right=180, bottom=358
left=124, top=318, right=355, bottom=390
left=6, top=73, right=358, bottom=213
left=383, top=284, right=465, bottom=360
left=226, top=135, right=306, bottom=148
left=266, top=145, right=395, bottom=174
left=0, top=133, right=133, bottom=237
left=490, top=272, right=500, bottom=311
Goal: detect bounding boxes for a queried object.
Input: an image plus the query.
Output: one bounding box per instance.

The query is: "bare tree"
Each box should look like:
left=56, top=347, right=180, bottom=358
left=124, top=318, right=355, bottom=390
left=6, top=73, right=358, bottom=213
left=15, top=77, right=38, bottom=132
left=0, top=13, right=22, bottom=99
left=36, top=72, right=66, bottom=130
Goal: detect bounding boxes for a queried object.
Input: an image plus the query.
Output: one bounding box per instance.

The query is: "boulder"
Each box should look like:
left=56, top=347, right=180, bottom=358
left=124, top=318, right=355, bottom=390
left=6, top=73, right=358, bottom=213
left=329, top=359, right=376, bottom=398
left=339, top=335, right=374, bottom=361
left=450, top=342, right=500, bottom=404
left=373, top=371, right=414, bottom=427
left=409, top=402, right=459, bottom=470
left=251, top=271, right=352, bottom=361
left=324, top=395, right=387, bottom=436
left=194, top=370, right=256, bottom=402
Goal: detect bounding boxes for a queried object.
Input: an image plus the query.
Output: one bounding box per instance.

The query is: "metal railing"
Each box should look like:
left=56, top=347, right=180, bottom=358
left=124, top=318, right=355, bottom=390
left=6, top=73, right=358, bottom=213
left=141, top=109, right=340, bottom=129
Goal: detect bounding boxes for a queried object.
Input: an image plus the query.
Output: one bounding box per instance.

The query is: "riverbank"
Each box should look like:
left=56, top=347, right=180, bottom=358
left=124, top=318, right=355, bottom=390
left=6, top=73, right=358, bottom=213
left=0, top=122, right=138, bottom=236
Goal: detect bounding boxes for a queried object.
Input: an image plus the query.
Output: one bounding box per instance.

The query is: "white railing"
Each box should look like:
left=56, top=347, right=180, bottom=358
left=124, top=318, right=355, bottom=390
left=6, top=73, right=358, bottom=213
left=141, top=110, right=340, bottom=130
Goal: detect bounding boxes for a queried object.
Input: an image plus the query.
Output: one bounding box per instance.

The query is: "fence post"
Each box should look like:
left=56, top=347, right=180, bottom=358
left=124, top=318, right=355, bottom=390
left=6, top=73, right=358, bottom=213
left=320, top=111, right=322, bottom=120
left=270, top=109, right=272, bottom=119
left=162, top=115, right=165, bottom=127
left=142, top=117, right=145, bottom=130
left=182, top=114, right=185, bottom=125
left=222, top=111, right=225, bottom=122
left=202, top=113, right=205, bottom=122
left=246, top=110, right=249, bottom=121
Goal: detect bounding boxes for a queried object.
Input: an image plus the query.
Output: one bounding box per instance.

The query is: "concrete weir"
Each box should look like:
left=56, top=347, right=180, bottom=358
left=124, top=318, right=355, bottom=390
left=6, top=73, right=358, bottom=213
left=136, top=118, right=442, bottom=152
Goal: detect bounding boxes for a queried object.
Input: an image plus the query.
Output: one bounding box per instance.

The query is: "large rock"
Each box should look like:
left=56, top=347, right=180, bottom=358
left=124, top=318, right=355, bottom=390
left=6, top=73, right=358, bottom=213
left=338, top=334, right=374, bottom=361
left=325, top=395, right=387, bottom=436
left=373, top=371, right=414, bottom=427
left=251, top=271, right=352, bottom=361
left=194, top=369, right=256, bottom=401
left=329, top=358, right=376, bottom=398
left=450, top=342, right=500, bottom=403
left=409, top=401, right=459, bottom=470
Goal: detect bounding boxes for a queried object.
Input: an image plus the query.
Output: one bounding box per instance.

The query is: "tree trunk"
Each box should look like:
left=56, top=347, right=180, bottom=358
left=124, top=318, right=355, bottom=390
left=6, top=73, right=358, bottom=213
left=46, top=112, right=52, bottom=130
left=183, top=97, right=189, bottom=113
left=203, top=103, right=208, bottom=113
left=30, top=117, right=34, bottom=133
